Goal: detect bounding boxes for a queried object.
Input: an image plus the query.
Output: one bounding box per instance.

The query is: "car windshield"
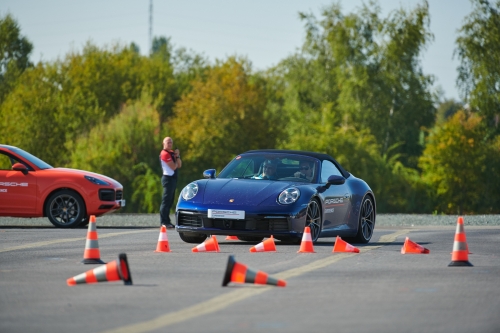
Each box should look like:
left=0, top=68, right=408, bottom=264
left=217, top=153, right=319, bottom=183
left=7, top=146, right=53, bottom=170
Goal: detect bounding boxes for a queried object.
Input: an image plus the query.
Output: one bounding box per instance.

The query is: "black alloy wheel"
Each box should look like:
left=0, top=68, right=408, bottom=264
left=45, top=190, right=86, bottom=228
left=352, top=196, right=375, bottom=243
left=305, top=199, right=322, bottom=243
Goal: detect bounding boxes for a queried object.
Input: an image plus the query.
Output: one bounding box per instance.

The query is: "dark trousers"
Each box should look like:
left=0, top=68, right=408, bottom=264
left=160, top=175, right=177, bottom=225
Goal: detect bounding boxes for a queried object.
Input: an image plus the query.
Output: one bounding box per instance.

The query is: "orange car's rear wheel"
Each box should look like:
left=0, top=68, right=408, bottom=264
left=45, top=190, right=86, bottom=228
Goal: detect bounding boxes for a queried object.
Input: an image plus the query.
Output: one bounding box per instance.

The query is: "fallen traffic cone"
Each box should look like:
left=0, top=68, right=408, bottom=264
left=297, top=226, right=315, bottom=253
left=68, top=253, right=132, bottom=286
left=250, top=237, right=276, bottom=252
left=82, top=215, right=105, bottom=264
left=192, top=235, right=220, bottom=252
left=332, top=236, right=360, bottom=253
left=401, top=237, right=429, bottom=254
left=225, top=235, right=239, bottom=240
left=449, top=216, right=473, bottom=266
left=155, top=225, right=171, bottom=252
left=222, top=255, right=286, bottom=287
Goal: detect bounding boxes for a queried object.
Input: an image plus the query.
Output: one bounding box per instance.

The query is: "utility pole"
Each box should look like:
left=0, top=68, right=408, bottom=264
left=149, top=0, right=153, bottom=55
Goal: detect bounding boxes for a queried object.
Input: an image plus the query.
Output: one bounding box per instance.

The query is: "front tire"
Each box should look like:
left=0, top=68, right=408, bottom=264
left=305, top=199, right=322, bottom=243
left=352, top=196, right=375, bottom=243
left=45, top=190, right=86, bottom=228
left=178, top=232, right=208, bottom=244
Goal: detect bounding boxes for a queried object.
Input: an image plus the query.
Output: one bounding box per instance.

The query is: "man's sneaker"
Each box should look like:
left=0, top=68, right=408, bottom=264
left=163, top=223, right=175, bottom=229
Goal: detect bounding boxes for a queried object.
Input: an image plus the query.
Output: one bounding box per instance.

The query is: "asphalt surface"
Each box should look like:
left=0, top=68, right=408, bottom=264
left=1, top=220, right=499, bottom=333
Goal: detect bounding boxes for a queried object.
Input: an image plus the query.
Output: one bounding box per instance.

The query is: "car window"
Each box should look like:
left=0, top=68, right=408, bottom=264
left=218, top=154, right=318, bottom=182
left=0, top=153, right=11, bottom=170
left=0, top=152, right=19, bottom=170
left=321, top=160, right=342, bottom=182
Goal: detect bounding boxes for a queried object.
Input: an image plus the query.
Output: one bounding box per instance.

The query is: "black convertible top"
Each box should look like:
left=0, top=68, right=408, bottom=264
left=243, top=149, right=350, bottom=178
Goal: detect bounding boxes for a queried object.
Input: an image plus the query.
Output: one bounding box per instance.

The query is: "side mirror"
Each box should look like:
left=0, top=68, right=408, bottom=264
left=12, top=163, right=28, bottom=175
left=326, top=175, right=345, bottom=187
left=203, top=169, right=216, bottom=179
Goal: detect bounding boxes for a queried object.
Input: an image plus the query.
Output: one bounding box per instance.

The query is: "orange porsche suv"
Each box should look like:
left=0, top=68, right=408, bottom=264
left=0, top=144, right=125, bottom=227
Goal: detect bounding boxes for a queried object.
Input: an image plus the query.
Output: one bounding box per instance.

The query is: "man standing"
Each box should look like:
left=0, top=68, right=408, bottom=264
left=159, top=136, right=182, bottom=228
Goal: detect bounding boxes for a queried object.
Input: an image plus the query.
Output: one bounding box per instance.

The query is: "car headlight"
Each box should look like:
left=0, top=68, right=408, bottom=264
left=84, top=175, right=110, bottom=186
left=278, top=187, right=300, bottom=204
left=181, top=182, right=199, bottom=200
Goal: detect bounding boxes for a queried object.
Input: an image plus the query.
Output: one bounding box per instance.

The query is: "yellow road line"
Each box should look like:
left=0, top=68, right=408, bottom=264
left=0, top=230, right=151, bottom=253
left=100, top=229, right=414, bottom=333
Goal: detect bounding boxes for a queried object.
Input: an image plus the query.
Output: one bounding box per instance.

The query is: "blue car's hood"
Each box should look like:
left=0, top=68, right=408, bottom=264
left=202, top=179, right=290, bottom=206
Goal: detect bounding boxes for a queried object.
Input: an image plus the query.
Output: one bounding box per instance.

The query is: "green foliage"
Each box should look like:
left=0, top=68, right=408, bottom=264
left=280, top=1, right=435, bottom=168
left=456, top=0, right=500, bottom=129
left=436, top=99, right=463, bottom=124
left=419, top=110, right=500, bottom=214
left=0, top=14, right=33, bottom=104
left=67, top=92, right=162, bottom=213
left=169, top=57, right=276, bottom=189
left=0, top=42, right=176, bottom=166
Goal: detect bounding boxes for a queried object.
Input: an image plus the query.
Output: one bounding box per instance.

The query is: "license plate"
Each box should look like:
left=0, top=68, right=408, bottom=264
left=119, top=200, right=126, bottom=207
left=208, top=209, right=245, bottom=220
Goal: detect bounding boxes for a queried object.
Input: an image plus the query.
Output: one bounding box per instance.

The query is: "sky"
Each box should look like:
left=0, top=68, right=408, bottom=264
left=2, top=0, right=473, bottom=101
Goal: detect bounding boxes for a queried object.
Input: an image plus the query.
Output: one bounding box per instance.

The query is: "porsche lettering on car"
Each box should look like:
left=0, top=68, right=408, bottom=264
left=175, top=149, right=376, bottom=244
left=0, top=144, right=125, bottom=228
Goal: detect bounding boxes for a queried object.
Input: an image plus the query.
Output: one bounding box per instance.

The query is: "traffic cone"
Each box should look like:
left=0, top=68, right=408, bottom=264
left=297, top=226, right=315, bottom=253
left=401, top=237, right=429, bottom=254
left=192, top=235, right=220, bottom=252
left=82, top=215, right=105, bottom=264
left=449, top=216, right=473, bottom=266
left=68, top=253, right=132, bottom=286
left=225, top=235, right=239, bottom=240
left=155, top=225, right=171, bottom=252
left=222, top=255, right=286, bottom=287
left=250, top=236, right=276, bottom=252
left=332, top=236, right=360, bottom=253
left=449, top=217, right=472, bottom=254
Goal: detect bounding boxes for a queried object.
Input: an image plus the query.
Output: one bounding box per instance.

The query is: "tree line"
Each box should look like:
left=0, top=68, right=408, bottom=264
left=1, top=0, right=499, bottom=215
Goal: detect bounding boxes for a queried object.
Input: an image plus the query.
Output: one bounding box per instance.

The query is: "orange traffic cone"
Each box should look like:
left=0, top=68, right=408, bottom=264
left=332, top=236, right=360, bottom=253
left=155, top=225, right=171, bottom=252
left=222, top=255, right=286, bottom=287
left=192, top=235, right=220, bottom=252
left=225, top=235, right=239, bottom=240
left=68, top=253, right=132, bottom=286
left=250, top=237, right=276, bottom=252
left=297, top=226, right=315, bottom=253
left=82, top=215, right=105, bottom=264
left=449, top=217, right=472, bottom=254
left=449, top=216, right=473, bottom=266
left=401, top=237, right=429, bottom=254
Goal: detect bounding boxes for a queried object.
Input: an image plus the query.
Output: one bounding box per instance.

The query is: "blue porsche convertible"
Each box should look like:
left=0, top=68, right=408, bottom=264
left=175, top=149, right=375, bottom=244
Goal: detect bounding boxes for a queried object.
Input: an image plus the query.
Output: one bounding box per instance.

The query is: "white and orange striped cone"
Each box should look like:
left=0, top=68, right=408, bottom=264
left=82, top=215, right=105, bottom=264
left=449, top=216, right=473, bottom=266
left=222, top=255, right=286, bottom=287
left=401, top=237, right=429, bottom=254
left=155, top=225, right=171, bottom=252
left=297, top=226, right=315, bottom=253
left=332, top=236, right=360, bottom=253
left=68, top=253, right=132, bottom=286
left=225, top=235, right=239, bottom=241
left=250, top=236, right=276, bottom=252
left=192, top=235, right=220, bottom=252
left=449, top=217, right=472, bottom=254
